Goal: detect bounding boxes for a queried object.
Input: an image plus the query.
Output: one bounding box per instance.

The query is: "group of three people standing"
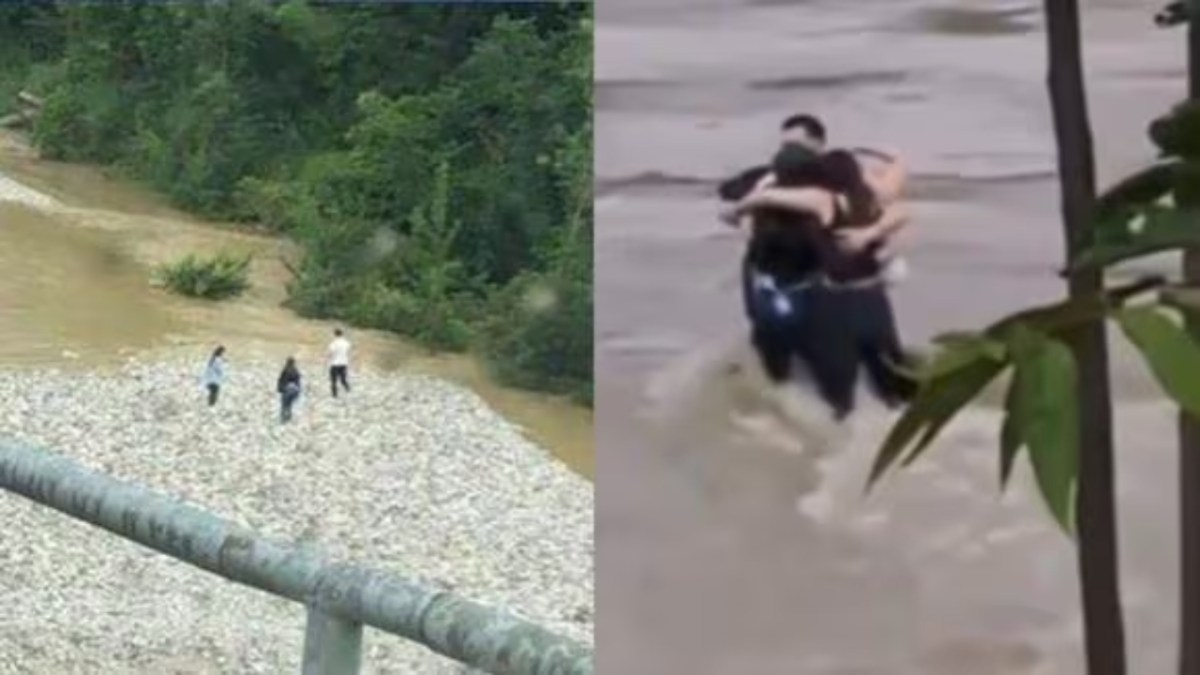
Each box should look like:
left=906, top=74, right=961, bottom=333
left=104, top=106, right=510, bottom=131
left=717, top=113, right=918, bottom=421
left=201, top=327, right=354, bottom=423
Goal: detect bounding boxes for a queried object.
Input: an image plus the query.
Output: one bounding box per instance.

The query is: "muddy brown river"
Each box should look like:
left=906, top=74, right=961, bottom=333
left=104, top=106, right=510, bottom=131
left=597, top=1, right=1187, bottom=672
left=0, top=131, right=593, bottom=478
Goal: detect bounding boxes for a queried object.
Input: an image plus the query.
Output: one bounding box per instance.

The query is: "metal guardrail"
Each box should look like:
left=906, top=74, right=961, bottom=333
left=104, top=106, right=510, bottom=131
left=0, top=440, right=593, bottom=675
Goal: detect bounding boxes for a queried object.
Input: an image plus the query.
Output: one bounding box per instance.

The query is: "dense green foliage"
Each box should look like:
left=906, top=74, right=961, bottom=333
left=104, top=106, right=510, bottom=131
left=0, top=1, right=593, bottom=403
left=868, top=61, right=1200, bottom=533
left=156, top=251, right=253, bottom=300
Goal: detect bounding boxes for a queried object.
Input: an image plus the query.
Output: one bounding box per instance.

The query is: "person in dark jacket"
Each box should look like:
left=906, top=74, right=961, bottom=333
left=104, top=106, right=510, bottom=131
left=277, top=357, right=302, bottom=423
left=719, top=115, right=827, bottom=322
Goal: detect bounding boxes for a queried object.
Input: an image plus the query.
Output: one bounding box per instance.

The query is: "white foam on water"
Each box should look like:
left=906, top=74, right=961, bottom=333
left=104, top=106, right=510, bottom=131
left=642, top=333, right=928, bottom=525
left=0, top=172, right=60, bottom=210
left=638, top=334, right=1067, bottom=534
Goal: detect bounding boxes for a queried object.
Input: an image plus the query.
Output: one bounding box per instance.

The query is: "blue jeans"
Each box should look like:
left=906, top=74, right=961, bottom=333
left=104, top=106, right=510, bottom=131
left=747, top=273, right=858, bottom=418
left=280, top=389, right=300, bottom=423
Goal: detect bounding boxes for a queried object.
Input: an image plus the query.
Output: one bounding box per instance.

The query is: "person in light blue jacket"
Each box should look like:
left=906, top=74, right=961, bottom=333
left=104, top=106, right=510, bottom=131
left=202, top=345, right=226, bottom=407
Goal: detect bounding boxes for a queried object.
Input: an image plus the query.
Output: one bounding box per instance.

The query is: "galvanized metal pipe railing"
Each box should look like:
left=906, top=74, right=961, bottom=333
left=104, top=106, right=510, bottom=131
left=0, top=440, right=593, bottom=675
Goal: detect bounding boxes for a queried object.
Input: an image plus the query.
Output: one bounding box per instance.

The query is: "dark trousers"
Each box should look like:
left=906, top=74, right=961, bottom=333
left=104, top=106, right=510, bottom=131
left=843, top=285, right=917, bottom=407
left=281, top=390, right=299, bottom=423
left=747, top=279, right=915, bottom=418
left=206, top=384, right=220, bottom=407
left=740, top=255, right=755, bottom=321
left=750, top=282, right=858, bottom=419
left=330, top=366, right=350, bottom=397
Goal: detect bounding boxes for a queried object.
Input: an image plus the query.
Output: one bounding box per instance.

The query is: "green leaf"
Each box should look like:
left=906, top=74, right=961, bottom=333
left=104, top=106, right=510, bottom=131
left=1008, top=326, right=1079, bottom=534
left=1115, top=305, right=1200, bottom=418
left=920, top=336, right=1007, bottom=380
left=1095, top=161, right=1179, bottom=220
left=999, top=370, right=1023, bottom=491
left=1071, top=206, right=1200, bottom=272
left=867, top=357, right=1005, bottom=488
left=984, top=295, right=1110, bottom=339
left=1149, top=100, right=1200, bottom=160
left=931, top=330, right=984, bottom=347
left=902, top=360, right=1006, bottom=468
left=1172, top=161, right=1200, bottom=208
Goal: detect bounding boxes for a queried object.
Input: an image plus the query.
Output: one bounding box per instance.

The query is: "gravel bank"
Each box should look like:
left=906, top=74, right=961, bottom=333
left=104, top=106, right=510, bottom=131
left=0, top=355, right=593, bottom=674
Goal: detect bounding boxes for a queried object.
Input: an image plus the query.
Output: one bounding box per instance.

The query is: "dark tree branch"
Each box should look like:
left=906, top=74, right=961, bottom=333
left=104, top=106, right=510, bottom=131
left=1178, top=9, right=1200, bottom=675
left=1043, top=0, right=1128, bottom=672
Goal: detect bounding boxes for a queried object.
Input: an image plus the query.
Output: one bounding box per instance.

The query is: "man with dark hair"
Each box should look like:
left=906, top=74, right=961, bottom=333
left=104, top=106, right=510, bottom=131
left=781, top=113, right=827, bottom=147
left=717, top=114, right=827, bottom=203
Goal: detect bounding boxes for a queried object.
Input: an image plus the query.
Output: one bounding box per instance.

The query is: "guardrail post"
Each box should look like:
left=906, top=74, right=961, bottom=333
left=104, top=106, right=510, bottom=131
left=302, top=606, right=363, bottom=675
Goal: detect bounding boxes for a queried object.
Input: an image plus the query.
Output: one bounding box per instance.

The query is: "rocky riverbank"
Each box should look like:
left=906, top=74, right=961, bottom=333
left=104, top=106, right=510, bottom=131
left=0, top=355, right=593, bottom=673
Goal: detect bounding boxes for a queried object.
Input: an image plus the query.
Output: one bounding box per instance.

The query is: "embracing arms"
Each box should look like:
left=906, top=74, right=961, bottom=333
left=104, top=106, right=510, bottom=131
left=720, top=186, right=910, bottom=252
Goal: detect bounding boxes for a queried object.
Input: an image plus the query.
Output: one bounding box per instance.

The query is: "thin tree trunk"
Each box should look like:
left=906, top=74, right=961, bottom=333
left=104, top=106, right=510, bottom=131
left=1178, top=12, right=1200, bottom=675
left=1042, top=0, right=1128, bottom=672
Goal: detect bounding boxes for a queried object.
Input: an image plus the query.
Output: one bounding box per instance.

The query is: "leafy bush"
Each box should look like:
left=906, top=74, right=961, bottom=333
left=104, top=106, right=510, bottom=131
left=156, top=251, right=253, bottom=300
left=480, top=271, right=592, bottom=405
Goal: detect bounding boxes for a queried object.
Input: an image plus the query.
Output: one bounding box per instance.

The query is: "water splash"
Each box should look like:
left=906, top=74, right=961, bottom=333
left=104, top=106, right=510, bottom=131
left=641, top=332, right=913, bottom=526
left=0, top=173, right=60, bottom=210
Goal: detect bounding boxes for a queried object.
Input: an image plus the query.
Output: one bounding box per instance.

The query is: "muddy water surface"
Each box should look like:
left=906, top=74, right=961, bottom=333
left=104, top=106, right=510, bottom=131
left=598, top=1, right=1186, bottom=672
left=0, top=131, right=592, bottom=477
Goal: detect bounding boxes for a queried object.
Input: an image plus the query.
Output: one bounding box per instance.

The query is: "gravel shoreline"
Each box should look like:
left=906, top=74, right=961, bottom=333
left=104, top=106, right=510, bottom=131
left=0, top=355, right=593, bottom=674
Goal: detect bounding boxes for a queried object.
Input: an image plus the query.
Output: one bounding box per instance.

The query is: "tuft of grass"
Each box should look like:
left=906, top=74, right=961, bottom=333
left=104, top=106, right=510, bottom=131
left=155, top=251, right=252, bottom=300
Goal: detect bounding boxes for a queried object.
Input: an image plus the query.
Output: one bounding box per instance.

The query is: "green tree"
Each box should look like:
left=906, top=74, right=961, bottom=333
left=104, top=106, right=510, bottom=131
left=867, top=2, right=1200, bottom=672
left=0, top=1, right=592, bottom=403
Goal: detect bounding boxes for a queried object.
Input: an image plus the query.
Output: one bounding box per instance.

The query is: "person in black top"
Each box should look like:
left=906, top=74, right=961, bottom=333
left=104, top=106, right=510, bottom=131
left=277, top=357, right=302, bottom=424
left=718, top=115, right=827, bottom=322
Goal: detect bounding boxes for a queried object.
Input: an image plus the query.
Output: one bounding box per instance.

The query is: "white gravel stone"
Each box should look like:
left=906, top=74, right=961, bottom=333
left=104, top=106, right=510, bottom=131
left=0, top=357, right=593, bottom=674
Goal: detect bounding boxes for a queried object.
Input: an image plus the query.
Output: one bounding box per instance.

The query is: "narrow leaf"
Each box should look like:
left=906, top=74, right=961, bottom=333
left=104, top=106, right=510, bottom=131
left=1070, top=206, right=1200, bottom=272
left=931, top=330, right=984, bottom=347
left=1008, top=326, right=1079, bottom=534
left=868, top=406, right=931, bottom=488
left=868, top=358, right=1005, bottom=487
left=900, top=359, right=1007, bottom=467
left=1094, top=161, right=1179, bottom=220
left=984, top=295, right=1110, bottom=340
left=999, top=369, right=1024, bottom=490
left=1115, top=305, right=1200, bottom=418
left=920, top=336, right=1007, bottom=380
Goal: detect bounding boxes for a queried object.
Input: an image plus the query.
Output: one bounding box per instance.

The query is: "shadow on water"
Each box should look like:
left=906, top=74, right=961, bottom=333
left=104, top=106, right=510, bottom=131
left=748, top=70, right=909, bottom=91
left=895, top=5, right=1041, bottom=36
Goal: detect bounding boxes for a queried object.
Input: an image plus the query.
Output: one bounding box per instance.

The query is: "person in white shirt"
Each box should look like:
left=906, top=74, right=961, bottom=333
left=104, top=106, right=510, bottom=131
left=328, top=328, right=352, bottom=398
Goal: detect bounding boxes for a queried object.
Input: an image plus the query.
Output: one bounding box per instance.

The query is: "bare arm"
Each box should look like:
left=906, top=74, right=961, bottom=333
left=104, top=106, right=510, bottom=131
left=861, top=202, right=910, bottom=243
left=851, top=149, right=907, bottom=205
left=731, top=186, right=836, bottom=224
left=835, top=202, right=911, bottom=253
left=865, top=157, right=907, bottom=205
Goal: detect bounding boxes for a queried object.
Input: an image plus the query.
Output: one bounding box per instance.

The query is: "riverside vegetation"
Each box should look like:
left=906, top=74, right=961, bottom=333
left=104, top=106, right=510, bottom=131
left=0, top=2, right=593, bottom=404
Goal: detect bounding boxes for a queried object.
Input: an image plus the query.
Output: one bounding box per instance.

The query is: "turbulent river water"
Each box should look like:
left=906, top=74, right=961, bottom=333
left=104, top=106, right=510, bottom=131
left=0, top=130, right=593, bottom=478
left=597, top=0, right=1187, bottom=672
